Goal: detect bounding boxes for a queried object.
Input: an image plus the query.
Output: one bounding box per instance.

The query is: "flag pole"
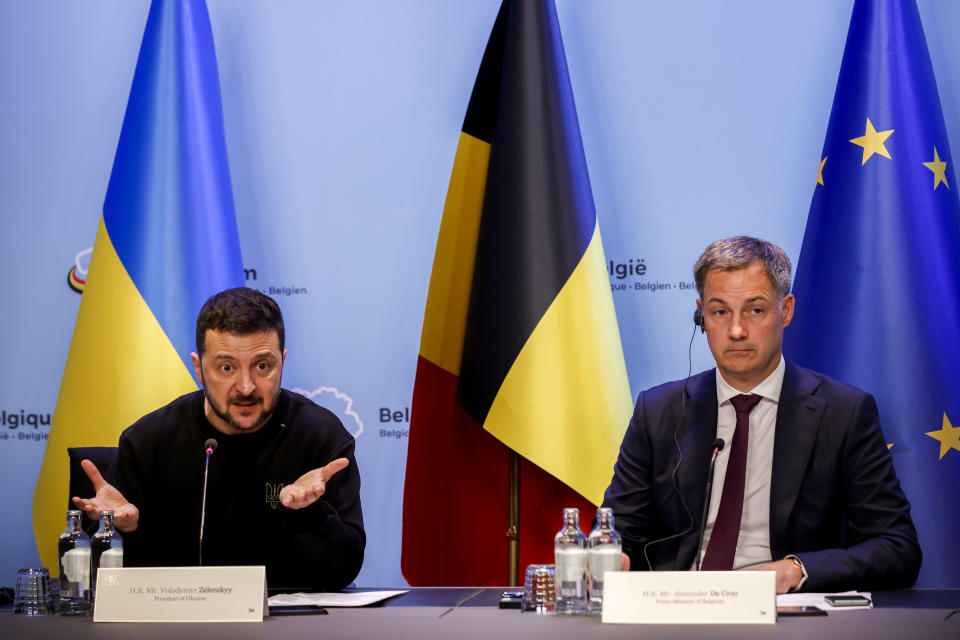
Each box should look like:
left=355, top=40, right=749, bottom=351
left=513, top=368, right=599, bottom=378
left=507, top=450, right=520, bottom=585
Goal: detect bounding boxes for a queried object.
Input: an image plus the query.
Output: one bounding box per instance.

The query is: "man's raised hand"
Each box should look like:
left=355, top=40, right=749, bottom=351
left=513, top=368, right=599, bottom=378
left=279, top=458, right=350, bottom=510
left=71, top=459, right=139, bottom=532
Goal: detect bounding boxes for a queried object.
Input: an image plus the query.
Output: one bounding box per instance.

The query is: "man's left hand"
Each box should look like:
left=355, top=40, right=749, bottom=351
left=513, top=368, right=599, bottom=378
left=279, top=458, right=350, bottom=510
left=742, top=559, right=802, bottom=594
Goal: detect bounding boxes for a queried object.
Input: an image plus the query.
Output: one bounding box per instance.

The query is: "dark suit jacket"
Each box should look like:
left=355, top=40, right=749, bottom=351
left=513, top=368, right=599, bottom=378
left=602, top=360, right=921, bottom=591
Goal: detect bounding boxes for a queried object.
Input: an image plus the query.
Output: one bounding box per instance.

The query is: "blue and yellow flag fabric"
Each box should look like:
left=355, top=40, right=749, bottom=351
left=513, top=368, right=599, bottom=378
left=785, top=0, right=960, bottom=587
left=33, top=0, right=243, bottom=572
left=402, top=0, right=632, bottom=585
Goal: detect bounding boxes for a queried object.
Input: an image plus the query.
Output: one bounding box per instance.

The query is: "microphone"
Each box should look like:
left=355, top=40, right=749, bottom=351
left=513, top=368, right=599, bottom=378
left=199, top=438, right=218, bottom=565
left=695, top=438, right=725, bottom=571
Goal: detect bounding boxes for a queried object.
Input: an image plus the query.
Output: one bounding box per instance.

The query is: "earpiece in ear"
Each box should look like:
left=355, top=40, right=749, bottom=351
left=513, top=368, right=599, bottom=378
left=693, top=308, right=705, bottom=333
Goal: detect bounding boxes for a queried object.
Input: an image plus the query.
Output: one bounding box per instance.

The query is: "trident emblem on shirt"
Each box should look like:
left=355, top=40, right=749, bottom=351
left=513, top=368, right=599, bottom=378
left=265, top=482, right=284, bottom=509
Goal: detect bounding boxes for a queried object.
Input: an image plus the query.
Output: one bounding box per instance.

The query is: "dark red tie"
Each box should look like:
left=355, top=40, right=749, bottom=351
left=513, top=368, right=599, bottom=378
left=701, top=393, right=762, bottom=570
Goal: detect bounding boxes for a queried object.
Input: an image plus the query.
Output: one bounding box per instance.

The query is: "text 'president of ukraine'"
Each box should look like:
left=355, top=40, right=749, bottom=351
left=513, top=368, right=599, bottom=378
left=602, top=236, right=920, bottom=593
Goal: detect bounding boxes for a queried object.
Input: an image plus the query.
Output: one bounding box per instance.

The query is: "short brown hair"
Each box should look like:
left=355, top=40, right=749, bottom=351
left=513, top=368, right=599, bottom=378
left=195, top=287, right=284, bottom=356
left=694, top=236, right=792, bottom=299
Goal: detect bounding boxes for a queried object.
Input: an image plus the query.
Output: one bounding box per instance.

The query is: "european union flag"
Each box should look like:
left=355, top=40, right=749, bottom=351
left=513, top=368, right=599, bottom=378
left=785, top=0, right=960, bottom=587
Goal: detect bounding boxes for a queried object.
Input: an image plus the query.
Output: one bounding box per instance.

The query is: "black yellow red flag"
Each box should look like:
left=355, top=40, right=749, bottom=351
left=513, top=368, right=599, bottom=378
left=401, top=0, right=632, bottom=585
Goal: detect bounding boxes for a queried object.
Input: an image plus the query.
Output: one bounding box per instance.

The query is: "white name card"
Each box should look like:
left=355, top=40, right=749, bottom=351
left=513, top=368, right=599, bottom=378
left=601, top=571, right=776, bottom=625
left=93, top=566, right=267, bottom=623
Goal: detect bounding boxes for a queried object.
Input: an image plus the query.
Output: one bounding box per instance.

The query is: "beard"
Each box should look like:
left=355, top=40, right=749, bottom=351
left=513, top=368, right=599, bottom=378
left=201, top=374, right=279, bottom=433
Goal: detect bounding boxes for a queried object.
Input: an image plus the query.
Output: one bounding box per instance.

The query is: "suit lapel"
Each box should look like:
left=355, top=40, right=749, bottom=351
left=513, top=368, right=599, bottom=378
left=670, top=370, right=719, bottom=568
left=770, top=361, right=825, bottom=552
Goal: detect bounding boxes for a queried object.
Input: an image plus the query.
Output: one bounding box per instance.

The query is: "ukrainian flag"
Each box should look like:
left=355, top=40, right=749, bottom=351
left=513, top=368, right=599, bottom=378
left=402, top=0, right=632, bottom=585
left=33, top=0, right=243, bottom=572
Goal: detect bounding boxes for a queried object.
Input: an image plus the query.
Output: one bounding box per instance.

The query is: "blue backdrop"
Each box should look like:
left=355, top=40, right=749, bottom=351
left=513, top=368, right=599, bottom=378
left=2, top=0, right=959, bottom=587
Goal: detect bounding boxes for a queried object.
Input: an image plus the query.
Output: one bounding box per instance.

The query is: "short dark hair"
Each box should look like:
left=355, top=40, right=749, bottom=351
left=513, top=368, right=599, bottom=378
left=693, top=236, right=792, bottom=299
left=195, top=287, right=285, bottom=356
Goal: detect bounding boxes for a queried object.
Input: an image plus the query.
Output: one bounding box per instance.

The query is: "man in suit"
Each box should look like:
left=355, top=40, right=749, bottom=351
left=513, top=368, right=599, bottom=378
left=602, top=236, right=920, bottom=593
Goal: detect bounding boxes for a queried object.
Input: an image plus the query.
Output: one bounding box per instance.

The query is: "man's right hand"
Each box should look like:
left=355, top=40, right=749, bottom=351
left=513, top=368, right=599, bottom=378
left=71, top=459, right=140, bottom=532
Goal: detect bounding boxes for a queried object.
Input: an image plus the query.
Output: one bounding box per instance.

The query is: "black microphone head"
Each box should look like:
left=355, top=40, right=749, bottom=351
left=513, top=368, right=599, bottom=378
left=712, top=438, right=725, bottom=452
left=204, top=438, right=219, bottom=453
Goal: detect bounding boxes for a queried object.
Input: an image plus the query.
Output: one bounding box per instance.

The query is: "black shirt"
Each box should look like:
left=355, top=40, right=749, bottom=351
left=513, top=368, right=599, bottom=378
left=115, top=389, right=365, bottom=591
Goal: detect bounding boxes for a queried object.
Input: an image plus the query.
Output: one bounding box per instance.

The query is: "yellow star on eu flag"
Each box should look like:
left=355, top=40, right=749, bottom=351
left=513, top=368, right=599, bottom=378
left=925, top=412, right=960, bottom=460
left=922, top=147, right=950, bottom=190
left=850, top=118, right=894, bottom=165
left=816, top=156, right=827, bottom=186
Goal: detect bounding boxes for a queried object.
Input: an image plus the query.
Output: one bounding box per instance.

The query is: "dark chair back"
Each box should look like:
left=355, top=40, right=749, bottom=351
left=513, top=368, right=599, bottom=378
left=67, top=446, right=119, bottom=536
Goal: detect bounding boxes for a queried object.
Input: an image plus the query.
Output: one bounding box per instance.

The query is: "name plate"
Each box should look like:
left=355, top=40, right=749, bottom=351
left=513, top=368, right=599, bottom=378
left=601, top=571, right=776, bottom=624
left=93, top=566, right=267, bottom=622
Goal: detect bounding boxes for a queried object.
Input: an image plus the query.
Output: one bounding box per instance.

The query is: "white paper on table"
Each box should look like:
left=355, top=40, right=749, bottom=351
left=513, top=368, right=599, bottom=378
left=777, top=590, right=872, bottom=610
left=268, top=590, right=408, bottom=608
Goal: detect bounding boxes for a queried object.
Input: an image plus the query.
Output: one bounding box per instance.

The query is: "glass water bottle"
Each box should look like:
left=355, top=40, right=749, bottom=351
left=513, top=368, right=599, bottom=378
left=554, top=507, right=587, bottom=615
left=90, top=510, right=123, bottom=601
left=587, top=507, right=622, bottom=614
left=58, top=510, right=91, bottom=615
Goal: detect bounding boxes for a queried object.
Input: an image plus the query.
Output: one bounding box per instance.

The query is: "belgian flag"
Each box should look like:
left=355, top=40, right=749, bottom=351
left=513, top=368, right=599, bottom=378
left=401, top=0, right=632, bottom=585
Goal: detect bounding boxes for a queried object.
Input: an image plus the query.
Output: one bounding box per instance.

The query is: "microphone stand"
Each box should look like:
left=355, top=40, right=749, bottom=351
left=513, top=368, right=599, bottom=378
left=199, top=439, right=217, bottom=565
left=695, top=439, right=724, bottom=571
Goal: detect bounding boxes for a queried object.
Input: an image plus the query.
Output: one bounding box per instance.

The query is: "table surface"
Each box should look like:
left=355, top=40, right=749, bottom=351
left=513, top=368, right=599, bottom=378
left=3, top=588, right=958, bottom=639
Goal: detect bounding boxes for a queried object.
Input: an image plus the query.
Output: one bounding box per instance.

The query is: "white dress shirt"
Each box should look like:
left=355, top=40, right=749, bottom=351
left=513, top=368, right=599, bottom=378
left=692, top=356, right=785, bottom=570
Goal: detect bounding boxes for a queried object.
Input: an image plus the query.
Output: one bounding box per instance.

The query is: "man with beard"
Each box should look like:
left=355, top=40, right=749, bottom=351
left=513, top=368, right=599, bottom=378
left=72, top=287, right=364, bottom=591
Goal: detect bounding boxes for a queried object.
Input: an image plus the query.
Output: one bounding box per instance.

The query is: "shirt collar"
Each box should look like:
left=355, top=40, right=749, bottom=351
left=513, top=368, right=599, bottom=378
left=716, top=355, right=785, bottom=405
